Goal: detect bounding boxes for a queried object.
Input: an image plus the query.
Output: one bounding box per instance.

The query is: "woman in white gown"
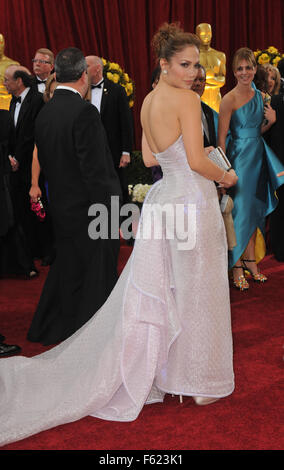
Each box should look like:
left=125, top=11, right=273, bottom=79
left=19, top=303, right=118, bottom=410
left=0, top=23, right=238, bottom=447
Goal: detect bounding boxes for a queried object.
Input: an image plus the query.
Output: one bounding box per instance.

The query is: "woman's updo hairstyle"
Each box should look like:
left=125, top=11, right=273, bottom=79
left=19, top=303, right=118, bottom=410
left=152, top=22, right=200, bottom=62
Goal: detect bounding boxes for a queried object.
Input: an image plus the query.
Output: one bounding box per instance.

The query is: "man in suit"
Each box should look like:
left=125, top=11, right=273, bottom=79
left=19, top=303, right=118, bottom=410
left=4, top=65, right=46, bottom=276
left=32, top=48, right=54, bottom=94
left=264, top=92, right=284, bottom=261
left=27, top=47, right=122, bottom=345
left=85, top=55, right=133, bottom=204
left=191, top=64, right=218, bottom=148
left=0, top=107, right=37, bottom=277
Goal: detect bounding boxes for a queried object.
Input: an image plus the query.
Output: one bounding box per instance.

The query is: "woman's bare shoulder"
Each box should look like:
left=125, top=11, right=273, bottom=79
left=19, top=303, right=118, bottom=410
left=222, top=89, right=236, bottom=103
left=220, top=89, right=236, bottom=111
left=171, top=88, right=201, bottom=113
left=175, top=87, right=199, bottom=101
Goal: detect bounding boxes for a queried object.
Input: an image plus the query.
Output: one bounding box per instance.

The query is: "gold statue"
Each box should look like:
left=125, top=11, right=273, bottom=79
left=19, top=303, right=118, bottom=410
left=0, top=33, right=19, bottom=110
left=195, top=23, right=226, bottom=112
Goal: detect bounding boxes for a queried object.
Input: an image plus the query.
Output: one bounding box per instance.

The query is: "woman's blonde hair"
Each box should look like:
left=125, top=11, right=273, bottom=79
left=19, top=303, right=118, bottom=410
left=43, top=73, right=58, bottom=103
left=262, top=63, right=281, bottom=95
left=152, top=22, right=200, bottom=62
left=232, top=47, right=256, bottom=72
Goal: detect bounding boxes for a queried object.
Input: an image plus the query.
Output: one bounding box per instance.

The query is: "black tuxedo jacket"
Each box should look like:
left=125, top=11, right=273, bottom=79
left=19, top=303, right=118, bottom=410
left=201, top=101, right=217, bottom=148
left=35, top=88, right=121, bottom=238
left=99, top=78, right=133, bottom=167
left=264, top=94, right=284, bottom=164
left=0, top=110, right=13, bottom=237
left=9, top=88, right=44, bottom=181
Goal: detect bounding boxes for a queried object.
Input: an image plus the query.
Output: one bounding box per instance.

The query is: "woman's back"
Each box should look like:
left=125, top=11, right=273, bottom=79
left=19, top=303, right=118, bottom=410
left=141, top=84, right=186, bottom=154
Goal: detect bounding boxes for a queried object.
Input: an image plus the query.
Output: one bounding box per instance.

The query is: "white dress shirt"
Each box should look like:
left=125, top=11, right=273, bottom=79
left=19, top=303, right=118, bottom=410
left=14, top=87, right=30, bottom=127
left=90, top=80, right=104, bottom=112
left=36, top=76, right=46, bottom=94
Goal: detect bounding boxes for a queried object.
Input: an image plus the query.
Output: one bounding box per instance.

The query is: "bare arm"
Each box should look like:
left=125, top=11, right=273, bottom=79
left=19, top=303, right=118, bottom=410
left=29, top=145, right=42, bottom=202
left=217, top=94, right=233, bottom=153
left=179, top=91, right=237, bottom=188
left=141, top=131, right=159, bottom=167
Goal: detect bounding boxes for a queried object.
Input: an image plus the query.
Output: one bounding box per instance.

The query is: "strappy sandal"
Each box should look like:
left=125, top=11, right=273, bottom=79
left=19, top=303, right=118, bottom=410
left=241, top=259, right=267, bottom=283
left=232, top=265, right=249, bottom=291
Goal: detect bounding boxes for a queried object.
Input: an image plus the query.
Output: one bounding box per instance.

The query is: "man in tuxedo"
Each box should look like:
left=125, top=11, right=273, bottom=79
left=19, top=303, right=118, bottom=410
left=32, top=48, right=54, bottom=93
left=264, top=92, right=284, bottom=261
left=4, top=65, right=46, bottom=276
left=191, top=64, right=218, bottom=148
left=0, top=107, right=37, bottom=277
left=27, top=47, right=122, bottom=345
left=85, top=55, right=133, bottom=204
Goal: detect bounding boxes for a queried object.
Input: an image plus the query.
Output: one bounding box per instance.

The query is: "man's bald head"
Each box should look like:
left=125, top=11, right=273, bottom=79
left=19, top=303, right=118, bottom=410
left=4, top=64, right=33, bottom=95
left=85, top=55, right=103, bottom=84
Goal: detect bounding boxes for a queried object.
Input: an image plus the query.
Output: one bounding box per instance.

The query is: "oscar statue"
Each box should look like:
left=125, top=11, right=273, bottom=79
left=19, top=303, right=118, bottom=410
left=0, top=34, right=19, bottom=110
left=195, top=23, right=226, bottom=112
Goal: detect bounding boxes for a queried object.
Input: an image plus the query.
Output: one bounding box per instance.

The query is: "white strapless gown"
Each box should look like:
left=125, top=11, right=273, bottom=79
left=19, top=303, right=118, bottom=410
left=0, top=135, right=234, bottom=446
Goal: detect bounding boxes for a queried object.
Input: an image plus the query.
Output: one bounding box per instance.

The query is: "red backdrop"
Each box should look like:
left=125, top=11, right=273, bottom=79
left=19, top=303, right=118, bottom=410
left=1, top=0, right=284, bottom=149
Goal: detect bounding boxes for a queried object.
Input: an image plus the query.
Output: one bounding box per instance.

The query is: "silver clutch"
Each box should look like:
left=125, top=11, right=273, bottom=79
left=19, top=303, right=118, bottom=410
left=208, top=147, right=231, bottom=171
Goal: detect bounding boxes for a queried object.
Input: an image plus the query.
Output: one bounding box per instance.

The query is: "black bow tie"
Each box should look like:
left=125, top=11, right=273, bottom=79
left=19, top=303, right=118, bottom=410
left=36, top=78, right=46, bottom=84
left=13, top=96, right=21, bottom=104
left=91, top=81, right=104, bottom=89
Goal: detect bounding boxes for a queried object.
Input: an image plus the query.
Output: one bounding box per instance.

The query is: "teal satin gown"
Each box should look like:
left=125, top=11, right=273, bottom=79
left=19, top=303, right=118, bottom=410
left=227, top=84, right=284, bottom=269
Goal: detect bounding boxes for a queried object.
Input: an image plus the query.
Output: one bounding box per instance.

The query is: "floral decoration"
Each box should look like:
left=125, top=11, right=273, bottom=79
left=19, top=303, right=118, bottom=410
left=254, top=46, right=284, bottom=67
left=102, top=58, right=135, bottom=107
left=128, top=184, right=152, bottom=203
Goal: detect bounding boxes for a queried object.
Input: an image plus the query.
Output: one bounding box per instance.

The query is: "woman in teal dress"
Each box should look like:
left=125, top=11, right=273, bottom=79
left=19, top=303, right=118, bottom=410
left=218, top=47, right=284, bottom=290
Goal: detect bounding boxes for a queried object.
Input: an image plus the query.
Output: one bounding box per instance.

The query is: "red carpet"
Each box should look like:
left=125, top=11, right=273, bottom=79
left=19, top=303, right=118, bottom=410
left=0, top=246, right=283, bottom=450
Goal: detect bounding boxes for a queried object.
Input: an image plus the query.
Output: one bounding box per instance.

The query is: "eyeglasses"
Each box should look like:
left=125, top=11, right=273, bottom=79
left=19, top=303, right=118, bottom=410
left=32, top=59, right=51, bottom=64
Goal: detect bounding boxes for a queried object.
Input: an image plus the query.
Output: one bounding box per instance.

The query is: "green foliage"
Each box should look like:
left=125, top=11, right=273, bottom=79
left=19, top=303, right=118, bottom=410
left=126, top=150, right=153, bottom=185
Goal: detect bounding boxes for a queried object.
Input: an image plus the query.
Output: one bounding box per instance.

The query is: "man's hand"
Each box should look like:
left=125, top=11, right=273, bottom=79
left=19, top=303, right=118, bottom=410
left=8, top=155, right=19, bottom=172
left=119, top=153, right=130, bottom=168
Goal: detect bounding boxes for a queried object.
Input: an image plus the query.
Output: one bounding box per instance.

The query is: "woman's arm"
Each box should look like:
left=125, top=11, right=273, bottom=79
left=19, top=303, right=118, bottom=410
left=141, top=131, right=159, bottom=167
left=179, top=91, right=237, bottom=188
left=29, top=145, right=42, bottom=202
left=217, top=94, right=233, bottom=153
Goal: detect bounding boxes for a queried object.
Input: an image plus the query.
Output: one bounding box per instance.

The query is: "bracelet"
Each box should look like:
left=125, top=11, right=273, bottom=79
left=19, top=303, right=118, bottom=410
left=216, top=170, right=226, bottom=184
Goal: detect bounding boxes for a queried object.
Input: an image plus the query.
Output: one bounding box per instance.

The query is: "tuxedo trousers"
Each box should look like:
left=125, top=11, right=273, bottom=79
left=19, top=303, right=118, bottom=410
left=27, top=222, right=120, bottom=345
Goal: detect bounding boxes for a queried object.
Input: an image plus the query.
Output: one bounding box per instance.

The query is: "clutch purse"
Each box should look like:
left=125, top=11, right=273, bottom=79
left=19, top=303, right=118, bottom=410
left=208, top=147, right=232, bottom=171
left=30, top=197, right=46, bottom=221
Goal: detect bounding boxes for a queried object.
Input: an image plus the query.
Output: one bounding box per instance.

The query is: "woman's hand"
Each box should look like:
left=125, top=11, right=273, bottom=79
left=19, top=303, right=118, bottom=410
left=277, top=171, right=284, bottom=177
left=263, top=104, right=276, bottom=125
left=221, top=168, right=238, bottom=189
left=204, top=146, right=214, bottom=156
left=29, top=185, right=42, bottom=202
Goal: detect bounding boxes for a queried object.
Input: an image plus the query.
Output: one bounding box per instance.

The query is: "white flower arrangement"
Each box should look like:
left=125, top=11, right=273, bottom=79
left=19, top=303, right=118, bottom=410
left=128, top=184, right=152, bottom=203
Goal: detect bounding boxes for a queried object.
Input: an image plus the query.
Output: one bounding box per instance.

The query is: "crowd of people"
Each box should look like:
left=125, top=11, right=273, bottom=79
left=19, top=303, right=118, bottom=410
left=0, top=23, right=284, bottom=446
left=0, top=47, right=133, bottom=353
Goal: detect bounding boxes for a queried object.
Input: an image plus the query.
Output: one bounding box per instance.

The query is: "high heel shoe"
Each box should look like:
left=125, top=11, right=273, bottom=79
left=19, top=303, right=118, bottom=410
left=232, top=265, right=249, bottom=291
left=171, top=394, right=183, bottom=403
left=241, top=259, right=267, bottom=283
left=193, top=396, right=220, bottom=406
